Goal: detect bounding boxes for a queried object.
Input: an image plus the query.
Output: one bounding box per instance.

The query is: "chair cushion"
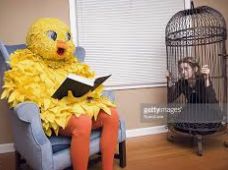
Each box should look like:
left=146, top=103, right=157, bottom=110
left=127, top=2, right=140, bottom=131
left=49, top=129, right=101, bottom=153
left=49, top=118, right=126, bottom=153
left=50, top=128, right=125, bottom=153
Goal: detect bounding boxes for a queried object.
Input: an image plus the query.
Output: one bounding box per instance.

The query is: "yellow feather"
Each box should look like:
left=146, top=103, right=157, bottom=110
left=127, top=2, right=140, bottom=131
left=72, top=104, right=85, bottom=114
left=1, top=89, right=9, bottom=99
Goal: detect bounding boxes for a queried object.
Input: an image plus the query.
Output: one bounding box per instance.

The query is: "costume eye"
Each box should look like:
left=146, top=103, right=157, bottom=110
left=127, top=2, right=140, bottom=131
left=66, top=32, right=71, bottom=41
left=47, top=30, right=57, bottom=41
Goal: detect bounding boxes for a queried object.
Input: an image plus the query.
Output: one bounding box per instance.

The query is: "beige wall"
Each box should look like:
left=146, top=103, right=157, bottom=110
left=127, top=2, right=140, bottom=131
left=194, top=0, right=228, bottom=49
left=0, top=0, right=70, bottom=45
left=115, top=87, right=167, bottom=129
left=0, top=0, right=167, bottom=144
left=1, top=0, right=228, bottom=145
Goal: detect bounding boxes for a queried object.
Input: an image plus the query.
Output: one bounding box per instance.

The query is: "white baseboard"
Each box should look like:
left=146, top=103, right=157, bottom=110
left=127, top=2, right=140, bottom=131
left=0, top=125, right=167, bottom=154
left=0, top=143, right=15, bottom=154
left=126, top=125, right=168, bottom=138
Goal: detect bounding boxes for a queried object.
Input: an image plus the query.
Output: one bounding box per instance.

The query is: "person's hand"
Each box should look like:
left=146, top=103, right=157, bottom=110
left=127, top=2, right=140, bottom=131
left=201, top=65, right=210, bottom=78
left=166, top=70, right=172, bottom=81
left=166, top=70, right=174, bottom=87
left=201, top=65, right=210, bottom=87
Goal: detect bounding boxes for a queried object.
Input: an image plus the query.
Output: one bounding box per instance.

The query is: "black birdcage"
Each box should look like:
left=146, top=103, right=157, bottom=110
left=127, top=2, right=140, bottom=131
left=165, top=2, right=228, bottom=156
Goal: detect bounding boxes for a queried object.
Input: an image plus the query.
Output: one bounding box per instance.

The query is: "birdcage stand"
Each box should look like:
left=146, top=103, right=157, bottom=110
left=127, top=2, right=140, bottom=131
left=220, top=53, right=228, bottom=148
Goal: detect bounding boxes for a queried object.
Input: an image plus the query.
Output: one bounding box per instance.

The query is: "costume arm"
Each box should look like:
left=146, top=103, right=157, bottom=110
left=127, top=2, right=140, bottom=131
left=1, top=54, right=43, bottom=107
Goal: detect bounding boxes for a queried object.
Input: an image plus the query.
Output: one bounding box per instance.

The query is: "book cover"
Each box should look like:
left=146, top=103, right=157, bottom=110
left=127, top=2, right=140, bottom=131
left=52, top=74, right=111, bottom=99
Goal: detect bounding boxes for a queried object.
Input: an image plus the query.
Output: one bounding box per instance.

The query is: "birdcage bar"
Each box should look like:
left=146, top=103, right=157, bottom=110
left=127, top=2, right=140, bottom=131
left=165, top=2, right=227, bottom=156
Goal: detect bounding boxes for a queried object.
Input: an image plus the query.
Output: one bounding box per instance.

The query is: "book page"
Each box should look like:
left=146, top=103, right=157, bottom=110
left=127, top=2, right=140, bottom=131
left=68, top=74, right=94, bottom=86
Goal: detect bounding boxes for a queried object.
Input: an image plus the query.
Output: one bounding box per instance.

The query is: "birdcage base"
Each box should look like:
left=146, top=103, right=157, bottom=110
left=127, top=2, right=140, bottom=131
left=194, top=135, right=203, bottom=156
left=167, top=124, right=227, bottom=156
left=223, top=141, right=228, bottom=147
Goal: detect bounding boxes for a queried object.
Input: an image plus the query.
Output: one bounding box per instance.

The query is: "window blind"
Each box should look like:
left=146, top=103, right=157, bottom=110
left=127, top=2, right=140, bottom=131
left=72, top=0, right=184, bottom=88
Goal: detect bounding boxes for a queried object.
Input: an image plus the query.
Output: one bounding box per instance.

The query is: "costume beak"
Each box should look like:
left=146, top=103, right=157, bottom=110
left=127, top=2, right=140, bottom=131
left=56, top=40, right=67, bottom=56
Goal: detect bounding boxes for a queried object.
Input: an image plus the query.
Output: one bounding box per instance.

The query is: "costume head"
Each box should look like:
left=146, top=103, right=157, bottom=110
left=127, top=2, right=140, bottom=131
left=26, top=18, right=75, bottom=61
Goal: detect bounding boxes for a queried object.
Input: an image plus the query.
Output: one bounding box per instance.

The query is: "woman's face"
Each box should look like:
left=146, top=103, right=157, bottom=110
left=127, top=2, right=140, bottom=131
left=178, top=62, right=195, bottom=79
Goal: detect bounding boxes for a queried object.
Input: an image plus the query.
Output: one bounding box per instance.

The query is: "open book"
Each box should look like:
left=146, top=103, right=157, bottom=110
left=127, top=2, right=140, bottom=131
left=52, top=74, right=111, bottom=99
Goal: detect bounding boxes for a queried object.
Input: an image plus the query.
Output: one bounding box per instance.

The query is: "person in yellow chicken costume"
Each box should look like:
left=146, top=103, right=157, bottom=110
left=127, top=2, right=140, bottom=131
left=1, top=18, right=119, bottom=170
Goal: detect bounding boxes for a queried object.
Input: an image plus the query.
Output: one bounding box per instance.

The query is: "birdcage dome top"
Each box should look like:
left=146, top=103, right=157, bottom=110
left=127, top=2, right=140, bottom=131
left=166, top=6, right=227, bottom=46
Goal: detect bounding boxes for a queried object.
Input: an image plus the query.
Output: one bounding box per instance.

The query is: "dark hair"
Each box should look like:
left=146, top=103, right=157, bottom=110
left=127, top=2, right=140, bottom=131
left=178, top=57, right=201, bottom=76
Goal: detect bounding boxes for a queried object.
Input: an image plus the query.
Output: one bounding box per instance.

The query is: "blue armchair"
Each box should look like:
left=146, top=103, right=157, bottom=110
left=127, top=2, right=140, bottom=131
left=0, top=41, right=127, bottom=170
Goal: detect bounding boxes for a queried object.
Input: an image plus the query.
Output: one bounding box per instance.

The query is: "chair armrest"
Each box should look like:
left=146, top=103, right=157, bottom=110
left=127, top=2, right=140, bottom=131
left=118, top=115, right=127, bottom=142
left=14, top=102, right=40, bottom=123
left=13, top=102, right=54, bottom=170
left=14, top=102, right=50, bottom=145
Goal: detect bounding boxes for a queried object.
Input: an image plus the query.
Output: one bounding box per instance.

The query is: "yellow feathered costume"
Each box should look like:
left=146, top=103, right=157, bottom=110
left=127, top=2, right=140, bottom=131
left=1, top=18, right=115, bottom=136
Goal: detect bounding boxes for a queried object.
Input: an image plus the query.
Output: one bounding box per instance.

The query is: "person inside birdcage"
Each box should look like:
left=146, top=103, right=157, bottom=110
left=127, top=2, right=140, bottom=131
left=166, top=56, right=218, bottom=103
left=166, top=56, right=223, bottom=133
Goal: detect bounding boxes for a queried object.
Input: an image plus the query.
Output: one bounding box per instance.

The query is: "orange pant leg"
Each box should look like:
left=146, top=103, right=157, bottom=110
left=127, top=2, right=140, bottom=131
left=59, top=108, right=119, bottom=170
left=92, top=108, right=119, bottom=170
left=59, top=115, right=92, bottom=170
